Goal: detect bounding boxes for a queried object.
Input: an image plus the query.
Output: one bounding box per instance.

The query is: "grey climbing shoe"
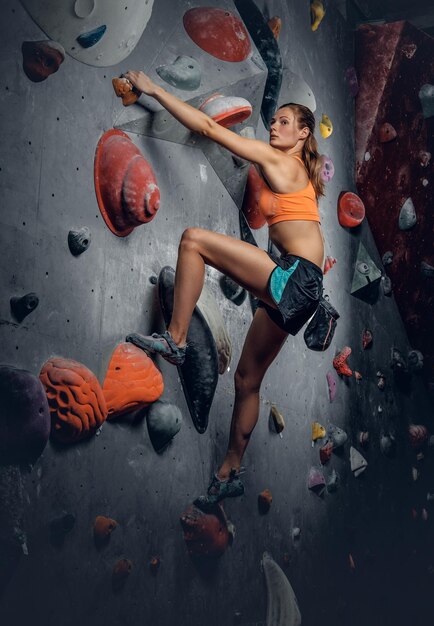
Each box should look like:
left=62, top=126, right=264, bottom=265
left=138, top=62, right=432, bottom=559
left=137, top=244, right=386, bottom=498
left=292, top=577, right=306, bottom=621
left=126, top=330, right=187, bottom=365
left=193, top=468, right=245, bottom=511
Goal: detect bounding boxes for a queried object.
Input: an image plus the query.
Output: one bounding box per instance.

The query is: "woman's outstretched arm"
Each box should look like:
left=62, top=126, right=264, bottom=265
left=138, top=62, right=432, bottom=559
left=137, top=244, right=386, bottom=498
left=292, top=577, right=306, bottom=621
left=124, top=70, right=280, bottom=168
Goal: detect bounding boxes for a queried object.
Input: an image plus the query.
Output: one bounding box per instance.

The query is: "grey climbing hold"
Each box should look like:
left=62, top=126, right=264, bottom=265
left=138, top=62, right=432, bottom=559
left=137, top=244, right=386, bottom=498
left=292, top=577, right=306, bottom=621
left=156, top=55, right=201, bottom=91
left=390, top=347, right=407, bottom=372
left=418, top=84, right=434, bottom=119
left=262, top=552, right=302, bottom=626
left=326, top=469, right=339, bottom=493
left=408, top=349, right=424, bottom=371
left=327, top=424, right=347, bottom=448
left=350, top=446, right=368, bottom=477
left=146, top=401, right=183, bottom=453
left=68, top=226, right=91, bottom=256
left=420, top=261, right=434, bottom=278
left=377, top=370, right=386, bottom=390
left=50, top=512, right=76, bottom=544
left=350, top=241, right=382, bottom=301
left=10, top=293, right=39, bottom=323
left=220, top=275, right=247, bottom=306
left=398, top=197, right=417, bottom=230
left=380, top=432, right=396, bottom=457
left=381, top=275, right=392, bottom=296
left=382, top=251, right=393, bottom=266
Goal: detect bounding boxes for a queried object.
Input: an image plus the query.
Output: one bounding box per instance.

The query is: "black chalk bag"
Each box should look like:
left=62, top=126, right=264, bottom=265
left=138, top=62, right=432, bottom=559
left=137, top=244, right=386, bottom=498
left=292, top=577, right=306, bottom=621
left=303, top=295, right=340, bottom=351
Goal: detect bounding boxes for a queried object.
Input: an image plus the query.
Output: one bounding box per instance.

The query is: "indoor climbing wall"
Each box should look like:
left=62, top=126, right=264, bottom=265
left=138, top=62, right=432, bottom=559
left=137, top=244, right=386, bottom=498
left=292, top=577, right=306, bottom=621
left=1, top=1, right=433, bottom=626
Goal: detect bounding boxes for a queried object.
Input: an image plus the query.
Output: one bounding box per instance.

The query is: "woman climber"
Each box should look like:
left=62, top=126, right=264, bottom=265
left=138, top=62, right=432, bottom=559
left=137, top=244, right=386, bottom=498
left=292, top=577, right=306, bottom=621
left=124, top=70, right=326, bottom=509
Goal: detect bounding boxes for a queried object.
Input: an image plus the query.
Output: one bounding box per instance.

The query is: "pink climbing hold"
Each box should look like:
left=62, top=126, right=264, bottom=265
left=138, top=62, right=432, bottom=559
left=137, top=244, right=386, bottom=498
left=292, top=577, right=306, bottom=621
left=408, top=424, right=428, bottom=449
left=326, top=371, right=337, bottom=402
left=307, top=467, right=326, bottom=495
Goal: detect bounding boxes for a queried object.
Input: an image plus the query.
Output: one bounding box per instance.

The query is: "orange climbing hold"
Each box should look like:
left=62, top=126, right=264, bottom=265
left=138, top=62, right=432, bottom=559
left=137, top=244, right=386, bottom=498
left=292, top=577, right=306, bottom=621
left=103, top=342, right=164, bottom=419
left=112, top=77, right=140, bottom=106
left=241, top=165, right=267, bottom=229
left=333, top=347, right=353, bottom=377
left=268, top=16, right=282, bottom=39
left=94, top=516, right=118, bottom=544
left=112, top=559, right=132, bottom=590
left=258, top=489, right=273, bottom=513
left=337, top=191, right=365, bottom=228
left=180, top=504, right=233, bottom=558
left=39, top=357, right=107, bottom=444
left=94, top=129, right=160, bottom=237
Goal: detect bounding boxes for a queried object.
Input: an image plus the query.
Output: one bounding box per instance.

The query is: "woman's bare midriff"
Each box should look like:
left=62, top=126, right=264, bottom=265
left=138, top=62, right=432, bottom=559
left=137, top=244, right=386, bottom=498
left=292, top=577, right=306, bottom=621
left=268, top=220, right=325, bottom=270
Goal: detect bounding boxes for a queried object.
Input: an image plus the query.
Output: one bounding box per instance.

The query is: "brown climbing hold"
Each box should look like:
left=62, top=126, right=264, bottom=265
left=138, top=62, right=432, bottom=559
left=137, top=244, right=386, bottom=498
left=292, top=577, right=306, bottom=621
left=268, top=16, right=282, bottom=39
left=408, top=424, right=428, bottom=449
left=379, top=122, right=397, bottom=142
left=337, top=191, right=365, bottom=228
left=94, top=516, right=118, bottom=545
left=333, top=347, right=353, bottom=377
left=39, top=357, right=107, bottom=444
left=258, top=489, right=272, bottom=514
left=269, top=404, right=285, bottom=434
left=112, top=77, right=140, bottom=106
left=94, top=129, right=160, bottom=237
left=149, top=556, right=161, bottom=574
left=21, top=40, right=65, bottom=82
left=112, top=558, right=132, bottom=591
left=362, top=328, right=373, bottom=350
left=102, top=342, right=164, bottom=420
left=180, top=504, right=233, bottom=558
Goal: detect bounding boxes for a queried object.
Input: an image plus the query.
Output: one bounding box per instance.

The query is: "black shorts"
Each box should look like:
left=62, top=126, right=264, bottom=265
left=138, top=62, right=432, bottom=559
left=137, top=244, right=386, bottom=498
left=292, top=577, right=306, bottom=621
left=258, top=253, right=323, bottom=335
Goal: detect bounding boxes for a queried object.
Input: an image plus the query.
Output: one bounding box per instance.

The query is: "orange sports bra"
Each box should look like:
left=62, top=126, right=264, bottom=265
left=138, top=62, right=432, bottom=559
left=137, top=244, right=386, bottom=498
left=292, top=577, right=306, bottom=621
left=258, top=155, right=320, bottom=226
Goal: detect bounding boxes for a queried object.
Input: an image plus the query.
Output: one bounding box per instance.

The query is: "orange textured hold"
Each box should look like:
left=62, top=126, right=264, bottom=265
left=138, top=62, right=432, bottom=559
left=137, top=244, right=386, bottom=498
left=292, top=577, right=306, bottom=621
left=268, top=16, right=282, bottom=39
left=94, top=516, right=118, bottom=541
left=112, top=558, right=132, bottom=590
left=241, top=165, right=267, bottom=229
left=103, top=342, right=164, bottom=419
left=379, top=122, right=397, bottom=143
left=258, top=489, right=273, bottom=513
left=94, top=129, right=160, bottom=237
left=39, top=357, right=107, bottom=444
left=112, top=77, right=139, bottom=106
left=333, top=347, right=353, bottom=377
left=337, top=191, right=365, bottom=228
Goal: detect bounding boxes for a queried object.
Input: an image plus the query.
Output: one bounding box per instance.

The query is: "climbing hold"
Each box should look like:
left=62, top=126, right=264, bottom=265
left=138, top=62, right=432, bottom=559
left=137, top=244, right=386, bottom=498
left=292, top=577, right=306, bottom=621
left=382, top=251, right=393, bottom=266
left=350, top=447, right=368, bottom=477
left=327, top=469, right=339, bottom=493
left=364, top=151, right=371, bottom=161
left=412, top=467, right=419, bottom=481
left=267, top=16, right=282, bottom=39
left=327, top=423, right=348, bottom=448
left=418, top=84, right=434, bottom=119
left=416, top=451, right=424, bottom=461
left=270, top=404, right=285, bottom=435
left=379, top=122, right=397, bottom=143
left=319, top=155, right=335, bottom=183
left=76, top=24, right=107, bottom=48
left=344, top=66, right=359, bottom=97
left=362, top=330, right=373, bottom=350
left=146, top=401, right=183, bottom=453
left=380, top=432, right=396, bottom=456
left=21, top=40, right=65, bottom=83
left=398, top=197, right=417, bottom=230
left=219, top=275, right=247, bottom=306
left=180, top=504, right=233, bottom=558
left=319, top=441, right=333, bottom=465
left=197, top=283, right=232, bottom=375
left=326, top=371, right=337, bottom=402
left=418, top=151, right=431, bottom=167
left=199, top=93, right=252, bottom=128
left=158, top=266, right=218, bottom=434
left=401, top=43, right=417, bottom=59
left=74, top=0, right=96, bottom=19
left=390, top=347, right=407, bottom=372
left=156, top=55, right=201, bottom=91
left=112, top=558, right=132, bottom=591
left=68, top=226, right=91, bottom=256
left=183, top=8, right=251, bottom=62
left=323, top=256, right=336, bottom=274
left=149, top=556, right=160, bottom=574
left=420, top=261, right=434, bottom=278
left=333, top=347, right=352, bottom=377
left=354, top=371, right=362, bottom=381
left=408, top=349, right=424, bottom=371
left=381, top=275, right=392, bottom=296
left=311, top=421, right=326, bottom=442
left=234, top=0, right=282, bottom=129
left=10, top=292, right=39, bottom=322
left=376, top=371, right=386, bottom=390
left=422, top=508, right=429, bottom=521
left=292, top=527, right=301, bottom=540
left=50, top=512, right=76, bottom=545
left=112, top=77, right=140, bottom=107
left=102, top=342, right=164, bottom=419
left=337, top=191, right=365, bottom=227
left=310, top=0, right=325, bottom=31
left=358, top=431, right=369, bottom=446
left=39, top=357, right=107, bottom=444
left=262, top=552, right=302, bottom=625
left=307, top=467, right=326, bottom=495
left=258, top=489, right=272, bottom=514
left=94, top=515, right=118, bottom=545
left=319, top=114, right=333, bottom=138
left=408, top=424, right=428, bottom=449
left=0, top=365, right=50, bottom=465
left=94, top=129, right=160, bottom=237
left=241, top=164, right=268, bottom=229
left=351, top=242, right=382, bottom=300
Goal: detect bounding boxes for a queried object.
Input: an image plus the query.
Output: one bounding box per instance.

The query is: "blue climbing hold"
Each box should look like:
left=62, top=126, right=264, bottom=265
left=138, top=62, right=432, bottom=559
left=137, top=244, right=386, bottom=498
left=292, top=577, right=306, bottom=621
left=76, top=24, right=107, bottom=49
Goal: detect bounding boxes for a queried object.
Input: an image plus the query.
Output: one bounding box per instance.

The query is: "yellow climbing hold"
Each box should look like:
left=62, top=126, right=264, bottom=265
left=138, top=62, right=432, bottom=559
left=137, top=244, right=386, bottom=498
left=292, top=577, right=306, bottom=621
left=319, top=114, right=333, bottom=138
left=310, top=0, right=325, bottom=32
left=311, top=421, right=326, bottom=441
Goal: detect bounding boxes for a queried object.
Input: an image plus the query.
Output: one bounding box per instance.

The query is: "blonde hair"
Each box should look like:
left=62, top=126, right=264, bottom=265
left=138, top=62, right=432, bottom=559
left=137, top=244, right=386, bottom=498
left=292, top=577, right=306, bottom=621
left=278, top=102, right=325, bottom=199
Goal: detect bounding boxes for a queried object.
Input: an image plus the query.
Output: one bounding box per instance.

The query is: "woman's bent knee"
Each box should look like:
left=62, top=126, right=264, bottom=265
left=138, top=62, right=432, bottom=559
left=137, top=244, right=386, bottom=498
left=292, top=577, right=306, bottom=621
left=234, top=368, right=262, bottom=395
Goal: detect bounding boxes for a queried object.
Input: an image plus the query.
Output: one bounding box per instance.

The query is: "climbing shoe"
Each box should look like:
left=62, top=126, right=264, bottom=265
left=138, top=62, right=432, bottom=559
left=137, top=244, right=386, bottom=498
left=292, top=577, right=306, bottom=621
left=193, top=468, right=245, bottom=511
left=126, top=330, right=187, bottom=366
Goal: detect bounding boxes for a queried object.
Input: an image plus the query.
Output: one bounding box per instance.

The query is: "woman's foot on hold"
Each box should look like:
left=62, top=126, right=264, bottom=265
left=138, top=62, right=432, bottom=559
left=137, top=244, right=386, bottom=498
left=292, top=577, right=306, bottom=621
left=125, top=330, right=187, bottom=365
left=193, top=468, right=245, bottom=511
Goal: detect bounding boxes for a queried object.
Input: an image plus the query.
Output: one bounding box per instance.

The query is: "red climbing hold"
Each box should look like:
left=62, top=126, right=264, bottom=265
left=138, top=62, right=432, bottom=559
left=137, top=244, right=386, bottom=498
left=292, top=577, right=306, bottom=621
left=21, top=40, right=65, bottom=82
left=379, top=122, right=397, bottom=142
left=333, top=347, right=353, bottom=377
left=337, top=191, right=365, bottom=228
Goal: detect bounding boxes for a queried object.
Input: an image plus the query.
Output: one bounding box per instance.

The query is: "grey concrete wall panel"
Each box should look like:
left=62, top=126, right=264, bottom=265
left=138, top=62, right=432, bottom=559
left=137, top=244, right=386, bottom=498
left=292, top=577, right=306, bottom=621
left=1, top=0, right=434, bottom=625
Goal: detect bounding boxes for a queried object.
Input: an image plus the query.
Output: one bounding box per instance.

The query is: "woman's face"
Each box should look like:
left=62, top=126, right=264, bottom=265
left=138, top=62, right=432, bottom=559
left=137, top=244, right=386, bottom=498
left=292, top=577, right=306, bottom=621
left=269, top=107, right=308, bottom=150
